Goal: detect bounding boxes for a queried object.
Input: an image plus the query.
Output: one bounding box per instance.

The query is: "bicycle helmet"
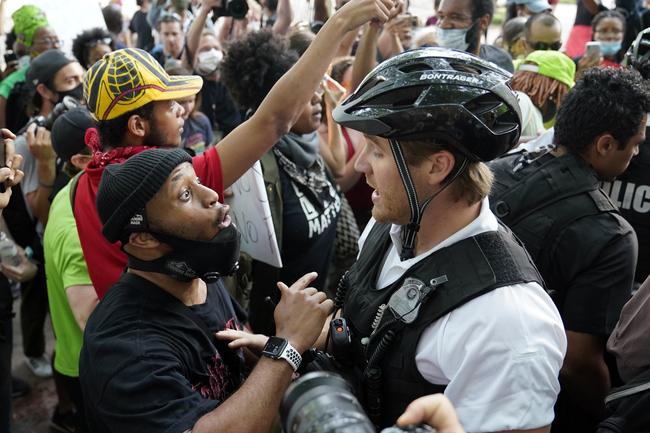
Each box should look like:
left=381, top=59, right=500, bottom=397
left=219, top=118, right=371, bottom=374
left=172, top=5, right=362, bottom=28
left=333, top=47, right=522, bottom=161
left=333, top=48, right=522, bottom=259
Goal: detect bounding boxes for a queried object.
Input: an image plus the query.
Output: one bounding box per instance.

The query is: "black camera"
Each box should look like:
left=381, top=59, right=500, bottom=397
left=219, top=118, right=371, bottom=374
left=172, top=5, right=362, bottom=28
left=212, top=0, right=249, bottom=20
left=281, top=372, right=435, bottom=433
left=18, top=96, right=80, bottom=135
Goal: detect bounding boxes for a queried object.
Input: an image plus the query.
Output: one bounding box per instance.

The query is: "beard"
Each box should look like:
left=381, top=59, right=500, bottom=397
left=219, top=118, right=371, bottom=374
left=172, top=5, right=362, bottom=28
left=143, top=116, right=180, bottom=148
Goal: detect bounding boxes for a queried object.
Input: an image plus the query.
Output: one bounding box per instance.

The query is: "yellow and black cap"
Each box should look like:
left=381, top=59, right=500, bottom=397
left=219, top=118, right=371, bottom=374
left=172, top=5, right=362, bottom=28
left=84, top=48, right=203, bottom=121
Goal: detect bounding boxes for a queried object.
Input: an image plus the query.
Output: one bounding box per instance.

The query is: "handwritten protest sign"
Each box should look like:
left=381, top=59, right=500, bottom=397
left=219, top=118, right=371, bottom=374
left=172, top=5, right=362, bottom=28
left=225, top=162, right=282, bottom=268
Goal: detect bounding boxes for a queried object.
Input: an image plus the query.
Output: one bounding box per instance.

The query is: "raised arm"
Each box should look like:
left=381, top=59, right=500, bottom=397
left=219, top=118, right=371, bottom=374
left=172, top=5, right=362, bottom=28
left=217, top=0, right=395, bottom=188
left=271, top=0, right=294, bottom=35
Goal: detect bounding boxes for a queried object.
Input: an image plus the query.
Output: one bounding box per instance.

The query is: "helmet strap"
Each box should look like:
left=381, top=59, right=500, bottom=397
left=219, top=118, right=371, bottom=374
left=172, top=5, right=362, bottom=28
left=388, top=139, right=469, bottom=261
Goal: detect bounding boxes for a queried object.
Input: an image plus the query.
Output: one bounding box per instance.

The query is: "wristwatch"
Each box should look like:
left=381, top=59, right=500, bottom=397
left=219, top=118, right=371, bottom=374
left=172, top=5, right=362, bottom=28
left=261, top=336, right=302, bottom=372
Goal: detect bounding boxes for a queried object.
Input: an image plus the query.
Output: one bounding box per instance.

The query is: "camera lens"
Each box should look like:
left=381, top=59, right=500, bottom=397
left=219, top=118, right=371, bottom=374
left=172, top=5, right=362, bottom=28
left=281, top=372, right=375, bottom=433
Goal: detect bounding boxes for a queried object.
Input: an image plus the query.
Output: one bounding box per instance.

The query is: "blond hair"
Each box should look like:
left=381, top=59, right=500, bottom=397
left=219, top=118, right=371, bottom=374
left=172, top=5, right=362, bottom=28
left=399, top=140, right=493, bottom=205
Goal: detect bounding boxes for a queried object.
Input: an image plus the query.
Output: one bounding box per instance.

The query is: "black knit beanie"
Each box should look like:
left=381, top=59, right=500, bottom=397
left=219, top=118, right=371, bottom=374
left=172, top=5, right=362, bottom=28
left=97, top=148, right=192, bottom=243
left=51, top=107, right=95, bottom=162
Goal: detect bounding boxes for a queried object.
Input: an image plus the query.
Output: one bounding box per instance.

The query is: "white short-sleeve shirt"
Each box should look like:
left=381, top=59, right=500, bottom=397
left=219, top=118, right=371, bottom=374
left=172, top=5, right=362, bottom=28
left=358, top=198, right=567, bottom=432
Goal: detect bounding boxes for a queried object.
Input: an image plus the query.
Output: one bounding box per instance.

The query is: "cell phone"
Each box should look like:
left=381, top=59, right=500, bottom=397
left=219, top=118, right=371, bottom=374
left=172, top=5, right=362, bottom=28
left=586, top=41, right=601, bottom=58
left=397, top=13, right=418, bottom=26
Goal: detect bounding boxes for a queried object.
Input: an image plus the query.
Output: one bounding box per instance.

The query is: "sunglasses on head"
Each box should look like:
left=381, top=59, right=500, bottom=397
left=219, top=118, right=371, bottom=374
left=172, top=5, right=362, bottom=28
left=528, top=40, right=562, bottom=51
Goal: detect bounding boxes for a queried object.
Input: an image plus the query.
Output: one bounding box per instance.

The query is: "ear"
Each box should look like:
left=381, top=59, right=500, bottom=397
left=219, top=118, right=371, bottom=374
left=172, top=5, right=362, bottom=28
left=594, top=133, right=618, bottom=157
left=127, top=232, right=161, bottom=249
left=425, top=150, right=456, bottom=185
left=36, top=83, right=55, bottom=101
left=127, top=113, right=149, bottom=139
left=70, top=153, right=92, bottom=170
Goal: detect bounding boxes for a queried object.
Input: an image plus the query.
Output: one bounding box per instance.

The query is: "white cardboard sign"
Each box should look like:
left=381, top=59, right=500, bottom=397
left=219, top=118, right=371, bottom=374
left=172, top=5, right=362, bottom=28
left=225, top=161, right=282, bottom=268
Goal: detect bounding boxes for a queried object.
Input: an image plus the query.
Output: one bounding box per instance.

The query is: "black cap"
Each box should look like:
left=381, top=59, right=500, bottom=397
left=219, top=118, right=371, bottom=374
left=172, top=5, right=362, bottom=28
left=96, top=148, right=192, bottom=243
left=51, top=107, right=95, bottom=162
left=26, top=50, right=76, bottom=89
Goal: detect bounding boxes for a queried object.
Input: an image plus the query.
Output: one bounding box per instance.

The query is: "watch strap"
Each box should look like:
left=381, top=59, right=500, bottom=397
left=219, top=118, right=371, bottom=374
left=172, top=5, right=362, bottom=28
left=279, top=342, right=302, bottom=372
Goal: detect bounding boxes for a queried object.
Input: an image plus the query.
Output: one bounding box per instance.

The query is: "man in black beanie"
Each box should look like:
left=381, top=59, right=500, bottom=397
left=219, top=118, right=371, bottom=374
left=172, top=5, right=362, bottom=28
left=81, top=148, right=333, bottom=433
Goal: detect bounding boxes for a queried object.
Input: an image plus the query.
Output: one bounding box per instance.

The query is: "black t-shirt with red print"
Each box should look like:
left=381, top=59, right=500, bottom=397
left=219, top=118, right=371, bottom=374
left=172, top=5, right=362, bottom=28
left=80, top=273, right=247, bottom=433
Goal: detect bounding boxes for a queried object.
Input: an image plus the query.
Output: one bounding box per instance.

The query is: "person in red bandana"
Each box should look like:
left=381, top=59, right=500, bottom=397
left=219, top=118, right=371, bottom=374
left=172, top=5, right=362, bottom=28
left=74, top=0, right=396, bottom=299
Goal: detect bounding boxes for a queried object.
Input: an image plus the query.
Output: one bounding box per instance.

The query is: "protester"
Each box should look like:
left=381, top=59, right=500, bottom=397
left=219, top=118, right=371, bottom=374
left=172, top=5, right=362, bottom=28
left=81, top=148, right=333, bottom=432
left=186, top=3, right=242, bottom=137
left=436, top=0, right=515, bottom=71
left=0, top=5, right=59, bottom=129
left=490, top=67, right=649, bottom=433
left=576, top=9, right=627, bottom=76
left=523, top=12, right=563, bottom=55
left=221, top=29, right=342, bottom=335
left=500, top=16, right=527, bottom=62
left=565, top=0, right=601, bottom=58
left=71, top=28, right=115, bottom=69
left=151, top=11, right=187, bottom=66
left=0, top=130, right=27, bottom=433
left=513, top=0, right=552, bottom=17
left=75, top=0, right=393, bottom=303
left=44, top=107, right=97, bottom=433
left=511, top=50, right=575, bottom=128
left=129, top=0, right=155, bottom=51
left=165, top=61, right=214, bottom=154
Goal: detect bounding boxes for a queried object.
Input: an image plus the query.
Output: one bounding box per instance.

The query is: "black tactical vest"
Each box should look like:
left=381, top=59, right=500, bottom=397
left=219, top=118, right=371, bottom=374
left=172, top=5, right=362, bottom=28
left=489, top=151, right=620, bottom=305
left=340, top=221, right=542, bottom=428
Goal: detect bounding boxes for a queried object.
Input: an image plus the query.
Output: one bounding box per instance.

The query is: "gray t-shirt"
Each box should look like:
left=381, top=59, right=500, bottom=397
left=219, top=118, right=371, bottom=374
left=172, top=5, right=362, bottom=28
left=15, top=134, right=43, bottom=236
left=479, top=44, right=515, bottom=73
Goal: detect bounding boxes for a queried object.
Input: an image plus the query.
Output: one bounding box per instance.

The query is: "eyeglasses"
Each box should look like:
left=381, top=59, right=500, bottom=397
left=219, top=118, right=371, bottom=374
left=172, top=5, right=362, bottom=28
left=33, top=37, right=61, bottom=48
left=527, top=40, right=562, bottom=51
left=85, top=37, right=113, bottom=48
left=595, top=29, right=623, bottom=35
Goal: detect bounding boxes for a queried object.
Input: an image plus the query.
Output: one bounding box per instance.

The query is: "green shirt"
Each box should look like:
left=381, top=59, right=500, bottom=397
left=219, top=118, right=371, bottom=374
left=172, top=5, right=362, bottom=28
left=44, top=181, right=92, bottom=377
left=0, top=66, right=27, bottom=99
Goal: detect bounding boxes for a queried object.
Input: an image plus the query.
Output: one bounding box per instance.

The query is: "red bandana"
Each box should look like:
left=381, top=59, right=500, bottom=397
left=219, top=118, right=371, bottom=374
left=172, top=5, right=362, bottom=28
left=84, top=127, right=153, bottom=169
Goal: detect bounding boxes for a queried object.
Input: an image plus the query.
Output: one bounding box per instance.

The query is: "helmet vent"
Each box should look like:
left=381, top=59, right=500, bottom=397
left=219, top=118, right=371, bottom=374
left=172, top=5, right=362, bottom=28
left=449, top=62, right=482, bottom=75
left=399, top=63, right=434, bottom=74
left=364, top=86, right=427, bottom=107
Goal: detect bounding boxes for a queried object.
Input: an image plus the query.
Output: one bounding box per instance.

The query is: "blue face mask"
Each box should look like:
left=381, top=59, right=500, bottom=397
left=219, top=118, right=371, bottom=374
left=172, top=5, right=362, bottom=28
left=437, top=27, right=470, bottom=51
left=600, top=41, right=622, bottom=57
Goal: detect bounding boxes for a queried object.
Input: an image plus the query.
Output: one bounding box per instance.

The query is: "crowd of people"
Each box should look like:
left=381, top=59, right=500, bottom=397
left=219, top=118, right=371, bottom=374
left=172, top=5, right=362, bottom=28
left=0, top=0, right=649, bottom=432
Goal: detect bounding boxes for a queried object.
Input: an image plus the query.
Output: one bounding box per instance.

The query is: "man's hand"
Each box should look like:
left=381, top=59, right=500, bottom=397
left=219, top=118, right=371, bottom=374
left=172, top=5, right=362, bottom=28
left=0, top=130, right=24, bottom=209
left=396, top=394, right=466, bottom=433
left=274, top=272, right=333, bottom=353
left=26, top=123, right=55, bottom=163
left=334, top=0, right=397, bottom=33
left=2, top=128, right=22, bottom=170
left=0, top=246, right=37, bottom=283
left=216, top=329, right=269, bottom=354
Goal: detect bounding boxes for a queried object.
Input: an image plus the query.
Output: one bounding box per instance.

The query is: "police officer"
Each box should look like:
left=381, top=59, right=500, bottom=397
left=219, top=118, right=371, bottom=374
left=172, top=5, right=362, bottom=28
left=604, top=27, right=650, bottom=287
left=489, top=67, right=650, bottom=433
left=328, top=48, right=566, bottom=432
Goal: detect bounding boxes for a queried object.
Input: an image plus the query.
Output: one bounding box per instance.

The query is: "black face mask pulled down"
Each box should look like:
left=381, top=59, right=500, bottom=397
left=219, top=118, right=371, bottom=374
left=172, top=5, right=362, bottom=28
left=127, top=224, right=241, bottom=283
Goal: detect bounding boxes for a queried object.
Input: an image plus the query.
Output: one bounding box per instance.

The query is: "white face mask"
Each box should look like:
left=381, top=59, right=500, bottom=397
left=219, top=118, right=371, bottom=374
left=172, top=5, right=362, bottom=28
left=436, top=27, right=470, bottom=51
left=195, top=48, right=223, bottom=76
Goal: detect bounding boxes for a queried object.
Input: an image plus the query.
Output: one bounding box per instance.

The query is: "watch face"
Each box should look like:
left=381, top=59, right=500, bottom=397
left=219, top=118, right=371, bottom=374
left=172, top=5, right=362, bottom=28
left=263, top=336, right=287, bottom=357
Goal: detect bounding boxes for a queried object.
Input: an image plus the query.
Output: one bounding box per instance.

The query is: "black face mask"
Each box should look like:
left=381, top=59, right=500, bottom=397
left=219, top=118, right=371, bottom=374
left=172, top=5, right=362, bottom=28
left=56, top=83, right=84, bottom=104
left=541, top=99, right=557, bottom=124
left=127, top=224, right=241, bottom=282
